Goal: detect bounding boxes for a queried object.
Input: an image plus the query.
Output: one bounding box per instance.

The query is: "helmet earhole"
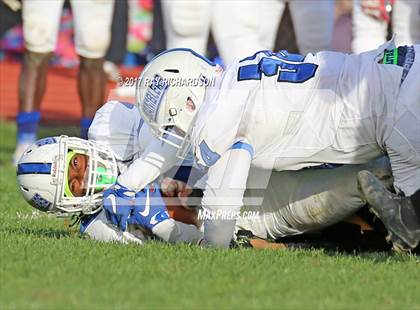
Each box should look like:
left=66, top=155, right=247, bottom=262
left=20, top=186, right=29, bottom=192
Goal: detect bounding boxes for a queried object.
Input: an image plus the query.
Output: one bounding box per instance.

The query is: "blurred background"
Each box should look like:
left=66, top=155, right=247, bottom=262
left=0, top=0, right=419, bottom=164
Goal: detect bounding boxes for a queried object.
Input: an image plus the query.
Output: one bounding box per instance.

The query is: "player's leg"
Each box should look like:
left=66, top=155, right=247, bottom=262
left=70, top=0, right=114, bottom=139
left=240, top=158, right=393, bottom=239
left=161, top=0, right=210, bottom=55
left=352, top=0, right=387, bottom=53
left=392, top=0, right=420, bottom=46
left=385, top=45, right=420, bottom=196
left=358, top=171, right=420, bottom=251
left=13, top=0, right=64, bottom=165
left=212, top=0, right=265, bottom=65
left=361, top=45, right=420, bottom=251
left=288, top=0, right=334, bottom=54
left=257, top=0, right=285, bottom=51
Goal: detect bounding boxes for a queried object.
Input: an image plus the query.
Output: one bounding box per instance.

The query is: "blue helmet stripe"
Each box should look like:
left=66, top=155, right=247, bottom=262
left=17, top=163, right=52, bottom=175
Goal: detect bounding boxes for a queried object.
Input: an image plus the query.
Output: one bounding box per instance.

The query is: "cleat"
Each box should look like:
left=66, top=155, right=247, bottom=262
left=358, top=170, right=420, bottom=252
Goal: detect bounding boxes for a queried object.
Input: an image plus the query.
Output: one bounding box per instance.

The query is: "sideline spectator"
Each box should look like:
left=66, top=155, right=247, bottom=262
left=353, top=0, right=420, bottom=52
left=13, top=0, right=114, bottom=165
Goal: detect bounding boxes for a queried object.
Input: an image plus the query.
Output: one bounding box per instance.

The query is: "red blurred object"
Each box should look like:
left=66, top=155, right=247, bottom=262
left=361, top=0, right=395, bottom=22
left=0, top=60, right=142, bottom=123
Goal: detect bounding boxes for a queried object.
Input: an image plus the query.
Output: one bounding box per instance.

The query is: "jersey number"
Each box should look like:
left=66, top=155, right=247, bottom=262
left=237, top=51, right=318, bottom=83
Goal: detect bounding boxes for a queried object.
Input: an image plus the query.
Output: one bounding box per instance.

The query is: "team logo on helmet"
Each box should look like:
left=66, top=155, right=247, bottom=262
left=31, top=193, right=52, bottom=212
left=35, top=137, right=57, bottom=147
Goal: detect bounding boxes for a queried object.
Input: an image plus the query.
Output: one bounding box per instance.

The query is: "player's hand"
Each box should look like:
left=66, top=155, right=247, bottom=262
left=131, top=184, right=170, bottom=231
left=103, top=182, right=136, bottom=232
left=161, top=178, right=192, bottom=197
left=361, top=0, right=394, bottom=22
left=161, top=178, right=193, bottom=209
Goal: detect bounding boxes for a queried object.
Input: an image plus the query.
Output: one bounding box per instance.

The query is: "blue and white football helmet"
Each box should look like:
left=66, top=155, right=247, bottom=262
left=136, top=48, right=222, bottom=158
left=16, top=136, right=118, bottom=215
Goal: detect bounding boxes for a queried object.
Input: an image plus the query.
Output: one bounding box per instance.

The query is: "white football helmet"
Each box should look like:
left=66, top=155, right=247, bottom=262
left=136, top=48, right=222, bottom=158
left=16, top=136, right=118, bottom=215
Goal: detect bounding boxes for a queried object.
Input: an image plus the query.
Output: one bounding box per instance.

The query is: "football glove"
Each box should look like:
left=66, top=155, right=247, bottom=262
left=132, top=184, right=170, bottom=231
left=103, top=182, right=136, bottom=232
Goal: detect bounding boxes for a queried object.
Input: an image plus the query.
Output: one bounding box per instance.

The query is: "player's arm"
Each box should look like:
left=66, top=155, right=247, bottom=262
left=117, top=135, right=179, bottom=192
left=120, top=185, right=203, bottom=244
left=201, top=144, right=253, bottom=248
left=81, top=209, right=146, bottom=245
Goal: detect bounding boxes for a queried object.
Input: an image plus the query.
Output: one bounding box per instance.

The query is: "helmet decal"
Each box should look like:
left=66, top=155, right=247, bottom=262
left=31, top=193, right=52, bottom=212
left=35, top=137, right=57, bottom=147
left=143, top=74, right=168, bottom=121
left=17, top=163, right=52, bottom=175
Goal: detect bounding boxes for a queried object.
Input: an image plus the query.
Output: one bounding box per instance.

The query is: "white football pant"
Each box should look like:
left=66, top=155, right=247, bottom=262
left=22, top=0, right=114, bottom=58
left=259, top=0, right=335, bottom=54
left=161, top=0, right=264, bottom=65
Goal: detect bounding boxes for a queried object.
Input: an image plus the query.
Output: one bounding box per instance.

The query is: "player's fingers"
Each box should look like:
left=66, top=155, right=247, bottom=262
left=103, top=194, right=117, bottom=213
left=161, top=178, right=178, bottom=197
left=119, top=213, right=131, bottom=232
left=104, top=209, right=119, bottom=227
left=178, top=185, right=193, bottom=198
left=178, top=196, right=190, bottom=209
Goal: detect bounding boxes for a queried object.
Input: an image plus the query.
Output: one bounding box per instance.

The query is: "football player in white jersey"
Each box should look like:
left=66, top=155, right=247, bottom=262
left=127, top=42, right=420, bottom=250
left=16, top=100, right=203, bottom=245
left=16, top=100, right=395, bottom=249
left=16, top=133, right=394, bottom=249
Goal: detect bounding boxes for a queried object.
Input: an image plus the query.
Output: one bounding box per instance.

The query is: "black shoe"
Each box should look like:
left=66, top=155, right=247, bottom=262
left=357, top=170, right=420, bottom=252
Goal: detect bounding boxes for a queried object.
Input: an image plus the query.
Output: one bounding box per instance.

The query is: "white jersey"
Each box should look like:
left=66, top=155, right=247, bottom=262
left=82, top=104, right=391, bottom=246
left=88, top=100, right=155, bottom=172
left=89, top=100, right=180, bottom=188
left=192, top=40, right=403, bottom=171
left=192, top=40, right=410, bottom=247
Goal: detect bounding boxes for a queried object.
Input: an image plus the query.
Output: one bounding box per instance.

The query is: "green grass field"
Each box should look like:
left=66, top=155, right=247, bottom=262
left=0, top=120, right=419, bottom=309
